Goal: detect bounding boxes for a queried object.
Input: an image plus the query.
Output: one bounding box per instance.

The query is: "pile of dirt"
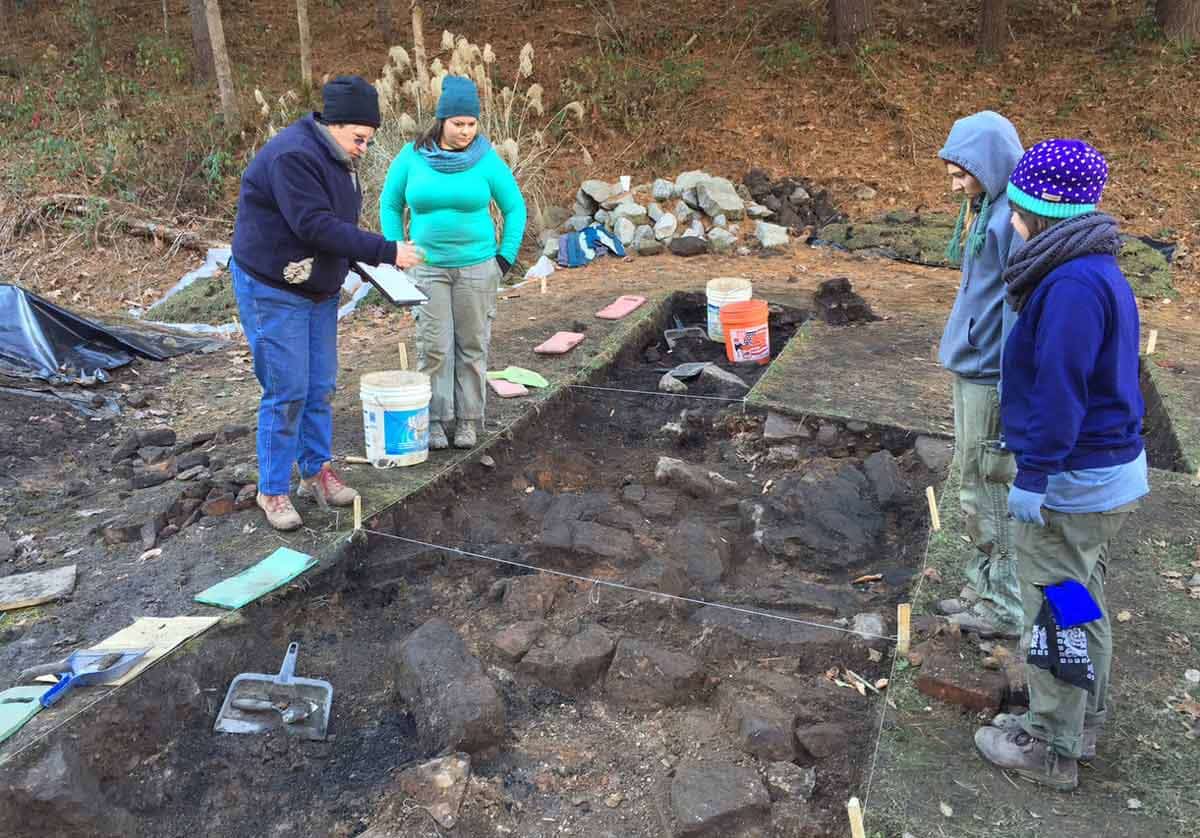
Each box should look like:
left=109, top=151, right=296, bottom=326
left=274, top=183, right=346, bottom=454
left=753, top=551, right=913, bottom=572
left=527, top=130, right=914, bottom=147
left=817, top=211, right=1175, bottom=299
left=145, top=270, right=239, bottom=325
left=742, top=168, right=846, bottom=232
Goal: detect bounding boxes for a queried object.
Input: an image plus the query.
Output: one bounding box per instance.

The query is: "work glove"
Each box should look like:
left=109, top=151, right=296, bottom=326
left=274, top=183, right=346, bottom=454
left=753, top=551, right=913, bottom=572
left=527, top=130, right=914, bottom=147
left=496, top=255, right=511, bottom=277
left=1008, top=485, right=1046, bottom=526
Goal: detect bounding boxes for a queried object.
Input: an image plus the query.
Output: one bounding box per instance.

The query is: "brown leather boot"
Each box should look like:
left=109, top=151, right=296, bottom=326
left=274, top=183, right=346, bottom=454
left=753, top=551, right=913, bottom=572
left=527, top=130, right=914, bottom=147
left=297, top=463, right=358, bottom=509
left=256, top=493, right=302, bottom=531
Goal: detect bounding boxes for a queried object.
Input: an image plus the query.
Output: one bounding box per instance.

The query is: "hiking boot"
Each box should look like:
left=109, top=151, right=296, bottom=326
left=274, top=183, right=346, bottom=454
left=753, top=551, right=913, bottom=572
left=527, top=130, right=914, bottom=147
left=297, top=463, right=358, bottom=509
left=428, top=421, right=449, bottom=450
left=974, top=725, right=1078, bottom=791
left=949, top=609, right=1020, bottom=639
left=960, top=584, right=981, bottom=604
left=990, top=713, right=1098, bottom=760
left=453, top=420, right=477, bottom=449
left=257, top=493, right=302, bottom=531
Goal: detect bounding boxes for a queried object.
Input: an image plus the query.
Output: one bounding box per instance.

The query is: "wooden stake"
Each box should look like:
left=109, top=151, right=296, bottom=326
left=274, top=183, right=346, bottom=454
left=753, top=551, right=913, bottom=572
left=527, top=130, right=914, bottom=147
left=352, top=495, right=362, bottom=531
left=897, top=602, right=911, bottom=656
left=1146, top=328, right=1158, bottom=355
left=846, top=797, right=866, bottom=838
left=344, top=455, right=370, bottom=464
left=925, top=485, right=941, bottom=531
left=540, top=274, right=547, bottom=295
left=398, top=342, right=409, bottom=371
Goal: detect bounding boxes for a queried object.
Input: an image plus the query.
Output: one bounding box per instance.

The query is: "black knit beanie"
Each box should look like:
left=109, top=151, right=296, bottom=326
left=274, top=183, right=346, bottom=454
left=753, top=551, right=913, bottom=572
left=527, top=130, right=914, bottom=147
left=321, top=76, right=381, bottom=128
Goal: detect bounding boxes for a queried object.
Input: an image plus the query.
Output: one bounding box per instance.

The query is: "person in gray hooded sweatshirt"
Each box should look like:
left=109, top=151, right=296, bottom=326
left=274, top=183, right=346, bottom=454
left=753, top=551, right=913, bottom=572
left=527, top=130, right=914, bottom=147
left=937, top=111, right=1024, bottom=633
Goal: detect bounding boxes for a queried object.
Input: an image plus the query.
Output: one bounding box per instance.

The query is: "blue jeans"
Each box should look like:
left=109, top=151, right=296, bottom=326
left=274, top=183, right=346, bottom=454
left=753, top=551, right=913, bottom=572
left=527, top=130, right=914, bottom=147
left=230, top=259, right=338, bottom=495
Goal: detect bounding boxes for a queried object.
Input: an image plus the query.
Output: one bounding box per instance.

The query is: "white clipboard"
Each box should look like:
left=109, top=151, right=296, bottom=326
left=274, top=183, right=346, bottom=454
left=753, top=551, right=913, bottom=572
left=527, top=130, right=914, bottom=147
left=352, top=262, right=428, bottom=307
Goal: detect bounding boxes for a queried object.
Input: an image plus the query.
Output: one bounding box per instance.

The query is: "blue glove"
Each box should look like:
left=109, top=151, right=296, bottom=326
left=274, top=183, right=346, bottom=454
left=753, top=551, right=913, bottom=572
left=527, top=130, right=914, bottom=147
left=1008, top=485, right=1046, bottom=526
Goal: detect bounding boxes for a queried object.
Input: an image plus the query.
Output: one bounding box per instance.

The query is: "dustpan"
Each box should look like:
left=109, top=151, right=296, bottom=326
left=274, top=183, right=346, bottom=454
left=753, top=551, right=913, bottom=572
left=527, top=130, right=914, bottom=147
left=214, top=642, right=332, bottom=740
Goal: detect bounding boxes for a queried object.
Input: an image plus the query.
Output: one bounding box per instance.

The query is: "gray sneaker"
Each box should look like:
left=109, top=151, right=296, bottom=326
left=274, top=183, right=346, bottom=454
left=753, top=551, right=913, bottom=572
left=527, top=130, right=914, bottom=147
left=974, top=725, right=1078, bottom=791
left=453, top=421, right=477, bottom=449
left=990, top=713, right=1098, bottom=760
left=428, top=421, right=449, bottom=450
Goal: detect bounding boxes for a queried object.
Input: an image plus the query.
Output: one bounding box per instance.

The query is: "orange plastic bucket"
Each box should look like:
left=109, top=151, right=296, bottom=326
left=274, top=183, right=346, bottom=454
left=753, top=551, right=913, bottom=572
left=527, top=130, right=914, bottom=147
left=719, top=300, right=770, bottom=365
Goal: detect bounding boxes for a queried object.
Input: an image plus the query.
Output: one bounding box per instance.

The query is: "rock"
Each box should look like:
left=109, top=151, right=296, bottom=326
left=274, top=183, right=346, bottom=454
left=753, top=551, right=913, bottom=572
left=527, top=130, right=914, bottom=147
left=815, top=424, right=839, bottom=447
left=501, top=574, right=564, bottom=618
left=393, top=619, right=506, bottom=754
left=634, top=223, right=656, bottom=246
left=654, top=213, right=679, bottom=241
left=745, top=203, right=774, bottom=219
left=0, top=743, right=136, bottom=833
left=652, top=178, right=675, bottom=200
left=111, top=434, right=141, bottom=463
left=603, top=638, right=705, bottom=710
left=847, top=420, right=869, bottom=433
left=542, top=237, right=560, bottom=258
left=765, top=762, right=815, bottom=801
left=175, top=465, right=207, bottom=482
left=610, top=200, right=648, bottom=226
left=176, top=450, right=210, bottom=472
left=712, top=214, right=728, bottom=228
left=915, top=652, right=1006, bottom=712
left=763, top=412, right=810, bottom=442
left=696, top=177, right=745, bottom=220
left=673, top=200, right=695, bottom=225
left=764, top=445, right=800, bottom=466
left=647, top=202, right=664, bottom=223
left=638, top=487, right=677, bottom=519
left=673, top=517, right=729, bottom=587
left=0, top=532, right=13, bottom=562
left=915, top=436, right=954, bottom=473
left=851, top=612, right=886, bottom=641
left=518, top=625, right=618, bottom=695
left=692, top=605, right=845, bottom=651
left=600, top=190, right=633, bottom=211
left=234, top=484, right=257, bottom=511
left=670, top=761, right=770, bottom=838
left=137, top=446, right=173, bottom=464
left=681, top=188, right=701, bottom=209
left=937, top=598, right=967, bottom=616
left=190, top=431, right=216, bottom=447
left=674, top=170, right=711, bottom=195
left=698, top=364, right=749, bottom=394
left=394, top=753, right=471, bottom=828
left=136, top=427, right=176, bottom=448
left=862, top=450, right=903, bottom=506
left=567, top=214, right=592, bottom=232
left=493, top=620, right=545, bottom=663
left=813, top=277, right=878, bottom=325
left=789, top=185, right=811, bottom=204
left=659, top=372, right=689, bottom=394
left=854, top=185, right=878, bottom=200
left=708, top=227, right=738, bottom=253
left=580, top=179, right=615, bottom=206
left=572, top=521, right=637, bottom=559
left=655, top=457, right=716, bottom=498
left=630, top=557, right=690, bottom=597
left=217, top=423, right=251, bottom=443
left=637, top=239, right=665, bottom=256
left=231, top=462, right=259, bottom=485
left=594, top=209, right=611, bottom=225
left=131, top=459, right=177, bottom=489
left=755, top=222, right=790, bottom=249
left=725, top=697, right=796, bottom=761
left=615, top=217, right=637, bottom=246
left=622, top=483, right=646, bottom=503
left=686, top=219, right=706, bottom=239
left=794, top=722, right=848, bottom=761
left=200, top=488, right=235, bottom=517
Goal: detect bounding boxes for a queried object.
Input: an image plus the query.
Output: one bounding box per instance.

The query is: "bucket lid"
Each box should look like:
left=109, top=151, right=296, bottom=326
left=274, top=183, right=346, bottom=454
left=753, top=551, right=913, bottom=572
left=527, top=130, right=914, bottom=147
left=360, top=370, right=430, bottom=390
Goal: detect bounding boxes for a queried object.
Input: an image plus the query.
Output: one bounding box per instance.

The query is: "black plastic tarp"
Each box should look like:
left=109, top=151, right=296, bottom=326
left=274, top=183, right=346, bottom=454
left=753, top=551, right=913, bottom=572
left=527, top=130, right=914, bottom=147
left=0, top=283, right=223, bottom=384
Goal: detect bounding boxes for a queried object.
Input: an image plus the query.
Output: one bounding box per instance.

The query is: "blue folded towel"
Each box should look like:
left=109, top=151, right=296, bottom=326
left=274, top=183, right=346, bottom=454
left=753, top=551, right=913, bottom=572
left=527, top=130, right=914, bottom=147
left=1042, top=579, right=1103, bottom=629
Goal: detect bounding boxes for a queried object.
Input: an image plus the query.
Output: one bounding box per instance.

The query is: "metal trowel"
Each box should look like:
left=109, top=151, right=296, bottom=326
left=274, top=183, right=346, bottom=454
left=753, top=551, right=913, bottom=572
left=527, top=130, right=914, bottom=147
left=214, top=642, right=331, bottom=740
left=18, top=648, right=150, bottom=707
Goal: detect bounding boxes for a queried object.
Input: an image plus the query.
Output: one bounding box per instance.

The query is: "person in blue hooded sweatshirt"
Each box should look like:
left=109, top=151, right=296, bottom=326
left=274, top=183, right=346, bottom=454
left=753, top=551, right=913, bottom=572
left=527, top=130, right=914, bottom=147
left=936, top=111, right=1025, bottom=634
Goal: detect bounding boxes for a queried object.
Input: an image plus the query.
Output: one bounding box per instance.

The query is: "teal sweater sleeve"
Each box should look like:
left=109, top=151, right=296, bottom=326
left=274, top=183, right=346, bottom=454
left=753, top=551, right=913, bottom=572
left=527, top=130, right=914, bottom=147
left=379, top=143, right=413, bottom=242
left=485, top=154, right=526, bottom=264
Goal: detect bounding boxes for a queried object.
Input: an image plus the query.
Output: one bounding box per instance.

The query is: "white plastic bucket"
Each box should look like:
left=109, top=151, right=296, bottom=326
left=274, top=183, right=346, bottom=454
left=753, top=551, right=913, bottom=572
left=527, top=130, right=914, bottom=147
left=359, top=371, right=431, bottom=468
left=706, top=276, right=753, bottom=343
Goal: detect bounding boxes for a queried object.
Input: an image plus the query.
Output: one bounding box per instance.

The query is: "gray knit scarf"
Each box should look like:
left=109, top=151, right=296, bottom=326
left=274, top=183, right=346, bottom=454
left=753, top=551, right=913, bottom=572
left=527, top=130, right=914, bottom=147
left=1004, top=212, right=1122, bottom=312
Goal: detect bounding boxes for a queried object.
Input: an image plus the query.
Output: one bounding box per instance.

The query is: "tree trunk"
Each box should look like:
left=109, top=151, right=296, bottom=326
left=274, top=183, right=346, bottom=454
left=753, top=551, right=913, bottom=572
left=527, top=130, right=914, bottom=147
left=0, top=0, right=17, bottom=36
left=1157, top=0, right=1200, bottom=42
left=410, top=0, right=431, bottom=110
left=977, top=0, right=1008, bottom=63
left=376, top=0, right=397, bottom=44
left=296, top=0, right=312, bottom=91
left=827, top=0, right=873, bottom=48
left=204, top=0, right=240, bottom=132
left=188, top=0, right=214, bottom=83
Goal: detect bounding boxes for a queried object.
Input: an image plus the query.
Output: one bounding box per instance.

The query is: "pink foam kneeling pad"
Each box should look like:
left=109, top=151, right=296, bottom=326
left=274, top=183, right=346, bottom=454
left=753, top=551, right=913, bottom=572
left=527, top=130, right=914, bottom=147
left=595, top=295, right=646, bottom=320
left=533, top=331, right=586, bottom=355
left=488, top=378, right=529, bottom=398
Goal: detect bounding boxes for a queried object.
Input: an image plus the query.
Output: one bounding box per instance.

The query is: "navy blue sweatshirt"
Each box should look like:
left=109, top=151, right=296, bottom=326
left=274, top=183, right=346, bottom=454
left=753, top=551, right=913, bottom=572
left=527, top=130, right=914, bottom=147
left=1001, top=253, right=1144, bottom=494
left=232, top=114, right=397, bottom=300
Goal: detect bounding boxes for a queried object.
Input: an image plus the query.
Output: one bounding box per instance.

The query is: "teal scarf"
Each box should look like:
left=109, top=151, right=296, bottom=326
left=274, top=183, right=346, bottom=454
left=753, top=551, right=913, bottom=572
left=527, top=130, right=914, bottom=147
left=417, top=135, right=492, bottom=173
left=945, top=192, right=991, bottom=266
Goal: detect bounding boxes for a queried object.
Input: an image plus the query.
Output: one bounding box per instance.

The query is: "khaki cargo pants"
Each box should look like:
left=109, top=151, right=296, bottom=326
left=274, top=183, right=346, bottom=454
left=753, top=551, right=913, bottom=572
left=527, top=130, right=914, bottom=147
left=1016, top=501, right=1137, bottom=758
left=952, top=376, right=1021, bottom=627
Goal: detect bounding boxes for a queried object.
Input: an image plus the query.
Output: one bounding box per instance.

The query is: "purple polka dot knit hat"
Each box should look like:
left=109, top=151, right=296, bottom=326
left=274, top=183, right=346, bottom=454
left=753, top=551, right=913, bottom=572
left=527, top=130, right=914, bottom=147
left=1007, top=138, right=1109, bottom=219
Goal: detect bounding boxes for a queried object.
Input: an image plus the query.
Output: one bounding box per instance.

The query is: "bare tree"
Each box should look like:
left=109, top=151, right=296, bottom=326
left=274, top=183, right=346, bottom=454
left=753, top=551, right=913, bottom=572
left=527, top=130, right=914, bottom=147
left=1, top=0, right=21, bottom=37
left=827, top=0, right=873, bottom=48
left=1157, top=0, right=1200, bottom=42
left=977, top=0, right=1008, bottom=63
left=297, top=0, right=312, bottom=91
left=376, top=0, right=398, bottom=44
left=204, top=0, right=240, bottom=132
left=189, top=0, right=214, bottom=83
left=410, top=0, right=431, bottom=108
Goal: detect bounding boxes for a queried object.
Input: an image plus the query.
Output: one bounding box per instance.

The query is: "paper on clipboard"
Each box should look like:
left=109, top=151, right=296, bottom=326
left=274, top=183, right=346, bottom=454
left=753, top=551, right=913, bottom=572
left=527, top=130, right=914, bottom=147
left=352, top=262, right=428, bottom=307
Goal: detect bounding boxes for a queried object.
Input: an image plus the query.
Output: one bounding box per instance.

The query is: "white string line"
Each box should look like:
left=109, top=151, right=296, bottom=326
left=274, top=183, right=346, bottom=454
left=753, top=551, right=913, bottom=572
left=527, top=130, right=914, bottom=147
left=360, top=529, right=899, bottom=642
left=566, top=383, right=751, bottom=404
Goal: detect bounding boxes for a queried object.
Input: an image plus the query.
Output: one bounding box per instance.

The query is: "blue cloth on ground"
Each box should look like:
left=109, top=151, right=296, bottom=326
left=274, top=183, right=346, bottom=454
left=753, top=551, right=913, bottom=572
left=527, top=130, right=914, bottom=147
left=1043, top=579, right=1103, bottom=629
left=556, top=226, right=626, bottom=268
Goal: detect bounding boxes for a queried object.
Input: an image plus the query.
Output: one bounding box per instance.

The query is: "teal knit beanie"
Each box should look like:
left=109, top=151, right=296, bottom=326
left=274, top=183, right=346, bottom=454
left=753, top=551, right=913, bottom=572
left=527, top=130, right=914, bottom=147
left=436, top=76, right=481, bottom=119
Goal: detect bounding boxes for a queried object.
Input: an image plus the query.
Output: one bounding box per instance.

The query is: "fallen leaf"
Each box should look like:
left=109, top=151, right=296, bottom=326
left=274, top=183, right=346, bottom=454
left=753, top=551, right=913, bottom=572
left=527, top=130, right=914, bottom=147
left=137, top=548, right=162, bottom=562
left=1161, top=570, right=1184, bottom=579
left=875, top=678, right=889, bottom=689
left=1117, top=610, right=1133, bottom=623
left=852, top=573, right=883, bottom=585
left=867, top=648, right=883, bottom=663
left=1177, top=698, right=1200, bottom=720
left=939, top=801, right=953, bottom=817
left=74, top=508, right=107, bottom=518
left=922, top=567, right=943, bottom=583
left=1127, top=798, right=1143, bottom=810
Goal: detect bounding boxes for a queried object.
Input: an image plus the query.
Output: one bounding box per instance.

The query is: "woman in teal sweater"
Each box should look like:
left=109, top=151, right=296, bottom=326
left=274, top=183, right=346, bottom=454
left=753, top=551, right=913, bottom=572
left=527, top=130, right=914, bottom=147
left=380, top=76, right=526, bottom=449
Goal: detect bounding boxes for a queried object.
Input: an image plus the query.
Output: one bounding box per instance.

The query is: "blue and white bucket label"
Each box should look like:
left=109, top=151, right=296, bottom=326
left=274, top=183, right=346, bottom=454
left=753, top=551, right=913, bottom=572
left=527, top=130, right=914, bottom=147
left=381, top=406, right=429, bottom=455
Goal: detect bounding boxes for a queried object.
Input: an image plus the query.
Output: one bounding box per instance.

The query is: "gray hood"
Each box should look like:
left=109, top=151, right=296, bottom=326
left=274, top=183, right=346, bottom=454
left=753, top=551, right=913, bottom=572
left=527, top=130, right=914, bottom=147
left=938, top=111, right=1023, bottom=200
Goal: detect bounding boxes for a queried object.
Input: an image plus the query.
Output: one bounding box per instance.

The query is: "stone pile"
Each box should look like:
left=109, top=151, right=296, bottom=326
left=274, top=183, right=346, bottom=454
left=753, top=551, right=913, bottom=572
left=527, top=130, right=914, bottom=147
left=741, top=168, right=845, bottom=232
